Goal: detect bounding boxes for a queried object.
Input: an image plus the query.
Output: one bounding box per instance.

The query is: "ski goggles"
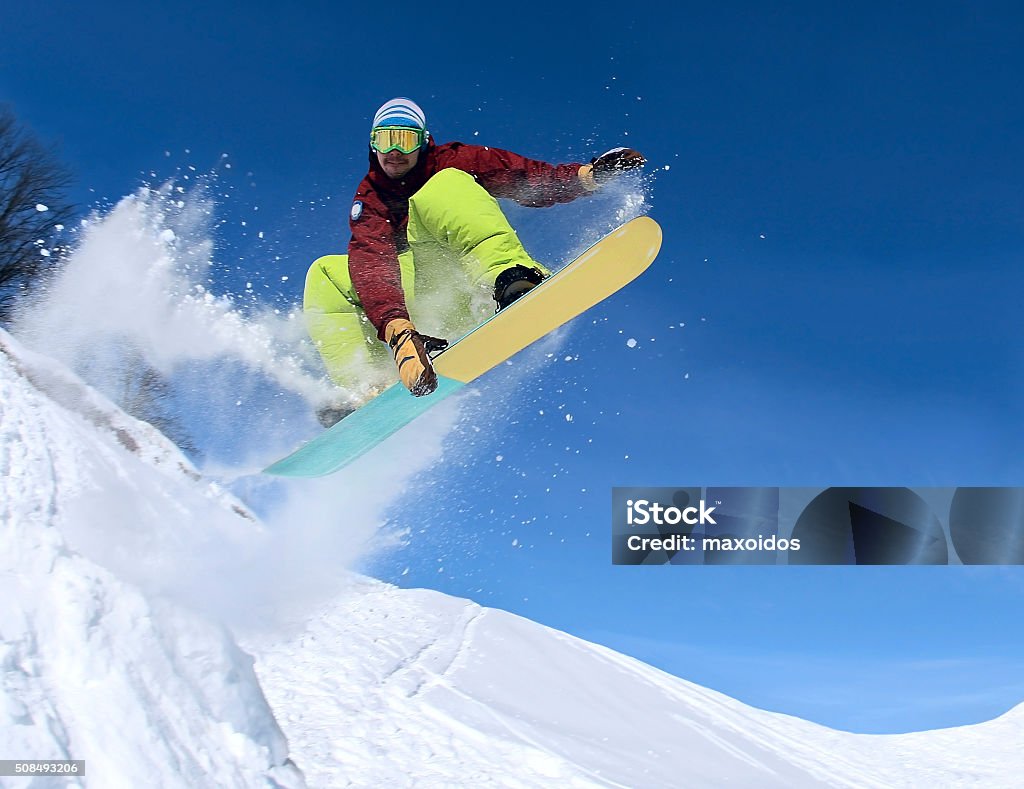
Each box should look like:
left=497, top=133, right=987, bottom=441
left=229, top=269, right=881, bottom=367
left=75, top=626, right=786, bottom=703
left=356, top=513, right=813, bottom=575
left=370, top=126, right=424, bottom=154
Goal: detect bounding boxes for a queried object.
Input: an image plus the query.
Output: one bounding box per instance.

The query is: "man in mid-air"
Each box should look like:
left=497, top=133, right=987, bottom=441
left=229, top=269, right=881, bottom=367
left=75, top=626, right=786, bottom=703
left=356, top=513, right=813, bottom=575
left=305, top=97, right=645, bottom=425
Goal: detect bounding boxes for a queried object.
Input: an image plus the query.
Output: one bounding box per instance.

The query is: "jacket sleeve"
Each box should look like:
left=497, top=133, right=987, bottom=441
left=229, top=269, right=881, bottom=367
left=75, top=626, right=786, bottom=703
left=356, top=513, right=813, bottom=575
left=443, top=144, right=592, bottom=208
left=347, top=192, right=409, bottom=338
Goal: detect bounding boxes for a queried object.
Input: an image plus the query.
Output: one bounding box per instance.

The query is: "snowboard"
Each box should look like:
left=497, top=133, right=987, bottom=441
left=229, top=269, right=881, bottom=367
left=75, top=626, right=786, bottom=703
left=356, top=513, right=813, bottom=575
left=264, top=216, right=663, bottom=477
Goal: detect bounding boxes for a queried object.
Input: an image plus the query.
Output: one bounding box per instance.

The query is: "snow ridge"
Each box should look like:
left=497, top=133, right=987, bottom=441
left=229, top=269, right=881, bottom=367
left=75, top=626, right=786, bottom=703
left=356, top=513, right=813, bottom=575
left=247, top=580, right=1024, bottom=788
left=0, top=329, right=303, bottom=788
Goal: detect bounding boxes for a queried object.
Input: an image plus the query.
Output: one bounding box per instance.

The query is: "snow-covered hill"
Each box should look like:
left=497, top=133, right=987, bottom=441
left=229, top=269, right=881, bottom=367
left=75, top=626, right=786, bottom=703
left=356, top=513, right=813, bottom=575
left=1, top=330, right=302, bottom=788
left=249, top=580, right=1024, bottom=788
left=3, top=327, right=1022, bottom=788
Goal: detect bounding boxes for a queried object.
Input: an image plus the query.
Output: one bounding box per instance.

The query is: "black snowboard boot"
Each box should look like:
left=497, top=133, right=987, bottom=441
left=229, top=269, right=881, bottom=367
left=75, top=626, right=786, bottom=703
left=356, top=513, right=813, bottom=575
left=316, top=402, right=355, bottom=428
left=493, top=265, right=546, bottom=312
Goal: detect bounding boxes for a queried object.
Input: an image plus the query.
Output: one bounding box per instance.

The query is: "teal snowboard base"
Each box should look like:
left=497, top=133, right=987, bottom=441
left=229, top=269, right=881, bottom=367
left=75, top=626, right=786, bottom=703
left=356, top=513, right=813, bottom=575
left=264, top=376, right=464, bottom=477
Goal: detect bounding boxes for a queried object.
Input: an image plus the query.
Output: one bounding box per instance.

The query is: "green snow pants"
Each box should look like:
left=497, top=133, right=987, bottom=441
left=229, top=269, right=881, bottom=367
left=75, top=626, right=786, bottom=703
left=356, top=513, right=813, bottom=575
left=304, top=168, right=549, bottom=387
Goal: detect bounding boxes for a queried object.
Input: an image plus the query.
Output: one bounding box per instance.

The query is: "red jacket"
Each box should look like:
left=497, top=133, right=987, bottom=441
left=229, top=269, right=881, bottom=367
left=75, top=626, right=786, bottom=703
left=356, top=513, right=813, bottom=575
left=348, top=140, right=589, bottom=336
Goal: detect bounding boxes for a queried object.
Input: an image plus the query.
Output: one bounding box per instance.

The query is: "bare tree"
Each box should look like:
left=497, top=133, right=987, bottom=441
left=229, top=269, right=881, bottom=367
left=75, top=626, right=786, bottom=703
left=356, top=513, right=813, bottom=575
left=121, top=362, right=200, bottom=460
left=0, top=105, right=74, bottom=323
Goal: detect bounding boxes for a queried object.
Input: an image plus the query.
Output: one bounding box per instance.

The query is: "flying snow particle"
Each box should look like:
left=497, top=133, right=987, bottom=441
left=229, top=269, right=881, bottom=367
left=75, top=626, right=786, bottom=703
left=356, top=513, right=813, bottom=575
left=496, top=455, right=504, bottom=462
left=626, top=338, right=638, bottom=348
left=35, top=204, right=49, bottom=212
left=565, top=414, right=574, bottom=422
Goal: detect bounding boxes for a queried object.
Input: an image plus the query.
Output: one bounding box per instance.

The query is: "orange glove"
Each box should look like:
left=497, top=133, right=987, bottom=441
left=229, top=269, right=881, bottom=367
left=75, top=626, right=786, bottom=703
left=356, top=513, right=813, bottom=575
left=383, top=319, right=448, bottom=396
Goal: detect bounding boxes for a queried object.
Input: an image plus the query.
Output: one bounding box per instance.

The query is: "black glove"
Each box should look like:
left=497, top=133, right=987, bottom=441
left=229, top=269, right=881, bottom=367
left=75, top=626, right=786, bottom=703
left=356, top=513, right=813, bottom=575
left=591, top=147, right=646, bottom=185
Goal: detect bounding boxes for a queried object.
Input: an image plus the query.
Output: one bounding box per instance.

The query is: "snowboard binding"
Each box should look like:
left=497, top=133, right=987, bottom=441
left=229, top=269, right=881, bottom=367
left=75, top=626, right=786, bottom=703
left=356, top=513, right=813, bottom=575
left=493, top=265, right=547, bottom=312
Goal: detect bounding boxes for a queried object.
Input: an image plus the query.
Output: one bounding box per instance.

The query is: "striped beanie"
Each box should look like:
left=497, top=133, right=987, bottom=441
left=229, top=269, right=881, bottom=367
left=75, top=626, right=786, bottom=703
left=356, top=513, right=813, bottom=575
left=372, top=97, right=426, bottom=130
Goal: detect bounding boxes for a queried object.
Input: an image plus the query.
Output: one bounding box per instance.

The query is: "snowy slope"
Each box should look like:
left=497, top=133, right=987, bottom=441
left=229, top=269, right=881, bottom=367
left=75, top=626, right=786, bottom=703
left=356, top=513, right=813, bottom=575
left=248, top=580, right=1024, bottom=789
left=4, top=325, right=1023, bottom=788
left=0, top=329, right=303, bottom=788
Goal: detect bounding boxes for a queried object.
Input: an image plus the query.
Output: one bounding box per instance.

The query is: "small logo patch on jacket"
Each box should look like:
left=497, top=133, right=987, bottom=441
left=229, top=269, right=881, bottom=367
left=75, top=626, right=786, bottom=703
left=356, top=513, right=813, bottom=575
left=350, top=201, right=363, bottom=221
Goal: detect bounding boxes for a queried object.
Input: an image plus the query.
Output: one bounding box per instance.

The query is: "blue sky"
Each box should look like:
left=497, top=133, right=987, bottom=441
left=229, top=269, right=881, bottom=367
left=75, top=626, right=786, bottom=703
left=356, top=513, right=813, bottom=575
left=5, top=1, right=1024, bottom=733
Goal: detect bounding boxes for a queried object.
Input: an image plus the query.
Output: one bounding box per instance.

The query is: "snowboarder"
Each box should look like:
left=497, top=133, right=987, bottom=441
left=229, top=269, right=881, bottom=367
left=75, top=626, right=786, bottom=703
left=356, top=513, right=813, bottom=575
left=305, top=97, right=645, bottom=425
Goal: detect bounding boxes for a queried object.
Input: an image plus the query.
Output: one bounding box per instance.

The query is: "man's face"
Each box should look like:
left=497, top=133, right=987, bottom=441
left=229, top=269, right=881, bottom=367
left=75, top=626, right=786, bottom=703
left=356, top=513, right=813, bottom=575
left=377, top=148, right=419, bottom=180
